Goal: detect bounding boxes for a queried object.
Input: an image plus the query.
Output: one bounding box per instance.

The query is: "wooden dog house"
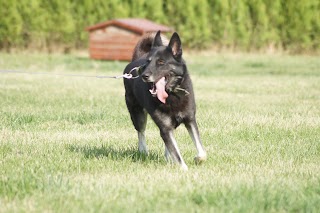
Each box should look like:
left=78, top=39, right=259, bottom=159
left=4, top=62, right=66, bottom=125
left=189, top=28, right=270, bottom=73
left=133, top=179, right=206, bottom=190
left=85, top=18, right=173, bottom=61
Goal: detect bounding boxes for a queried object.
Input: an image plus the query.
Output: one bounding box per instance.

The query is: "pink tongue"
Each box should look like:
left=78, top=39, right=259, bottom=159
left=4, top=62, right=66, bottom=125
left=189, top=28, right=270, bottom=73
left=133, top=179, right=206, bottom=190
left=155, top=77, right=168, bottom=103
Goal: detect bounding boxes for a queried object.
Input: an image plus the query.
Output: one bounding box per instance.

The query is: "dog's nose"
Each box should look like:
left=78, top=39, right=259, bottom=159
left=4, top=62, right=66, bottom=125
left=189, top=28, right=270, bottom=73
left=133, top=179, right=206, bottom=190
left=142, top=73, right=150, bottom=81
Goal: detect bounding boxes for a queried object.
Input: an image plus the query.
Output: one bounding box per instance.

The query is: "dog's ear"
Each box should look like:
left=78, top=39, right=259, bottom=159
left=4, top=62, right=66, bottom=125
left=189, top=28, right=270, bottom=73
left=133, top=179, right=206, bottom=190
left=152, top=31, right=163, bottom=48
left=168, top=32, right=182, bottom=59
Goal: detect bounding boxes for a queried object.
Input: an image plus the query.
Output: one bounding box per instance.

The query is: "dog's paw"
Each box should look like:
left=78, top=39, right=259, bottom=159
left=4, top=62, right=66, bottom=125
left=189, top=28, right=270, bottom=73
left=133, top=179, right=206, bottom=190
left=138, top=144, right=148, bottom=155
left=194, top=155, right=207, bottom=165
left=181, top=163, right=189, bottom=171
left=138, top=149, right=148, bottom=155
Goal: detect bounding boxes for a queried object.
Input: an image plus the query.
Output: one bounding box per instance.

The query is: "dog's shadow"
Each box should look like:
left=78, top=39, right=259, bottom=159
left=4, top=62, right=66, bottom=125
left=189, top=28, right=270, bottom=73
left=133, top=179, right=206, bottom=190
left=67, top=144, right=163, bottom=163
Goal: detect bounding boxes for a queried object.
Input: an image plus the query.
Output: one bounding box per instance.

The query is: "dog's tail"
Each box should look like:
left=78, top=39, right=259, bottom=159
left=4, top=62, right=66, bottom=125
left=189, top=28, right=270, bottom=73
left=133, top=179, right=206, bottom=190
left=132, top=32, right=168, bottom=61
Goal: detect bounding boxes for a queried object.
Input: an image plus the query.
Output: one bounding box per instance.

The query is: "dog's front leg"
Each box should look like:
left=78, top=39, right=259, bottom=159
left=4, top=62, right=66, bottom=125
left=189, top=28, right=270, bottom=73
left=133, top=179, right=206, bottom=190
left=160, top=130, right=188, bottom=171
left=185, top=121, right=207, bottom=164
left=138, top=131, right=148, bottom=154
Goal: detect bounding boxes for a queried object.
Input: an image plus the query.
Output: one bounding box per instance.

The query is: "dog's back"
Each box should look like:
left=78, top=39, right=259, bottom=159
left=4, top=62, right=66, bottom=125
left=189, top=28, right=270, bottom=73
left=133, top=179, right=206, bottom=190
left=132, top=33, right=168, bottom=61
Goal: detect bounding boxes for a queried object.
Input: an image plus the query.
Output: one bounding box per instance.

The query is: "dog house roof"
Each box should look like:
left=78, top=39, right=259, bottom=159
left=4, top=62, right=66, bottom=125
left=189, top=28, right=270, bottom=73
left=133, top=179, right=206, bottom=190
left=85, top=18, right=173, bottom=34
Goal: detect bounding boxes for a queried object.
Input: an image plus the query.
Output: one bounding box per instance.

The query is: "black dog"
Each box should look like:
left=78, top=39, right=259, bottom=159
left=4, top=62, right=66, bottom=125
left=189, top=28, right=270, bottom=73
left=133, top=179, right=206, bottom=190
left=123, top=31, right=206, bottom=170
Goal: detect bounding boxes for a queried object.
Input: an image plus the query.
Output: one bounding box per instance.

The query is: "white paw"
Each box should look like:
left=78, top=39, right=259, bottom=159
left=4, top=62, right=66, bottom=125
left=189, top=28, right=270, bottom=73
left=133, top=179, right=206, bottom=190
left=194, top=155, right=207, bottom=165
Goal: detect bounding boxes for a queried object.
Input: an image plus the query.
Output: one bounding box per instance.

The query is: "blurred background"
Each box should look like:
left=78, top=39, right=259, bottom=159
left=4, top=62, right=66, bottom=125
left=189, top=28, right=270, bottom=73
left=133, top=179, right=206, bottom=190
left=0, top=0, right=319, bottom=54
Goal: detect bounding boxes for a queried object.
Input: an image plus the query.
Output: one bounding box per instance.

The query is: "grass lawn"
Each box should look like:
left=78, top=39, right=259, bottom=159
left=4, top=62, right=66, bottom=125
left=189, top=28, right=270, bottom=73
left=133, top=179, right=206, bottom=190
left=0, top=52, right=319, bottom=212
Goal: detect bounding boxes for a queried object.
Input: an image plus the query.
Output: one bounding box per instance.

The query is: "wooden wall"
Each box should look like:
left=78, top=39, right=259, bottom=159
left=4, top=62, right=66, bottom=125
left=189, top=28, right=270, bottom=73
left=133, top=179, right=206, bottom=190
left=89, top=26, right=140, bottom=61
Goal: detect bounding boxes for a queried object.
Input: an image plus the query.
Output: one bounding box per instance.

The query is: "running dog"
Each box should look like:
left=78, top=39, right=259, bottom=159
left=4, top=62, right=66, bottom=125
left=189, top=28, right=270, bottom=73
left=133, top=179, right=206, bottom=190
left=123, top=31, right=206, bottom=170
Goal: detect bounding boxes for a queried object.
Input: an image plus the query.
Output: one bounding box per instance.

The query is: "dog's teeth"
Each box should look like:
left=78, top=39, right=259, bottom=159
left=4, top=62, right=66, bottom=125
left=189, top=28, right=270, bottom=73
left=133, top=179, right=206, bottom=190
left=149, top=83, right=157, bottom=95
left=149, top=89, right=157, bottom=95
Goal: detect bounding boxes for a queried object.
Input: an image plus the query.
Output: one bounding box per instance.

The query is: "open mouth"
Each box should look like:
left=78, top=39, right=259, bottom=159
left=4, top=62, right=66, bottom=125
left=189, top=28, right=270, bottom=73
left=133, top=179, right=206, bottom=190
left=148, top=76, right=166, bottom=96
left=149, top=83, right=157, bottom=96
left=148, top=77, right=168, bottom=103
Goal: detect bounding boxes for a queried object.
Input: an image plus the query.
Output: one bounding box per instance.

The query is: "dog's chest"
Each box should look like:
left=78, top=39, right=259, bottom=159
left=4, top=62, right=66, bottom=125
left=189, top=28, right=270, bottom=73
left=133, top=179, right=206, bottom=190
left=174, top=112, right=185, bottom=125
left=152, top=91, right=194, bottom=128
left=157, top=100, right=191, bottom=125
left=154, top=109, right=187, bottom=128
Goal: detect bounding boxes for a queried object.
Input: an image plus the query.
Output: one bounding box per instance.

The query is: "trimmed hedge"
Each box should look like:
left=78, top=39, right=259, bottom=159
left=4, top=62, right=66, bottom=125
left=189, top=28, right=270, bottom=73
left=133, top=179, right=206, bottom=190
left=0, top=0, right=319, bottom=52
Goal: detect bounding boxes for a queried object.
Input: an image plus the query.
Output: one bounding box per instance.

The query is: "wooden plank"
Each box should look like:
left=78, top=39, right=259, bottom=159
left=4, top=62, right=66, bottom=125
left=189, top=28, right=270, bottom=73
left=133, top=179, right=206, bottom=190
left=90, top=32, right=140, bottom=41
left=91, top=48, right=132, bottom=54
left=89, top=46, right=135, bottom=52
left=90, top=52, right=132, bottom=61
left=90, top=52, right=132, bottom=58
left=89, top=53, right=132, bottom=59
left=89, top=39, right=138, bottom=46
left=89, top=46, right=134, bottom=52
left=89, top=42, right=137, bottom=49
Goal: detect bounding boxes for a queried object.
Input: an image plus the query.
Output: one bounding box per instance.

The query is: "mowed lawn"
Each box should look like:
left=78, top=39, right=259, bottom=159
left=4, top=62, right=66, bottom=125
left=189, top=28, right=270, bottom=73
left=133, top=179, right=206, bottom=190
left=0, top=52, right=319, bottom=212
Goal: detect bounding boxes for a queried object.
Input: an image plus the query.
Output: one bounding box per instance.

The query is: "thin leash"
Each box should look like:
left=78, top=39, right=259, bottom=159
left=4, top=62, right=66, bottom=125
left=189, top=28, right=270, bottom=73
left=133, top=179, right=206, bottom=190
left=0, top=65, right=143, bottom=80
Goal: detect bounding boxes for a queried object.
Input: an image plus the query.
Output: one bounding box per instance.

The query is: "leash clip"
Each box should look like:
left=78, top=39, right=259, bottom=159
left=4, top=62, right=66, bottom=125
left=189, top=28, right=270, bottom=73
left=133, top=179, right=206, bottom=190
left=121, top=73, right=134, bottom=79
left=125, top=66, right=143, bottom=79
left=123, top=61, right=149, bottom=80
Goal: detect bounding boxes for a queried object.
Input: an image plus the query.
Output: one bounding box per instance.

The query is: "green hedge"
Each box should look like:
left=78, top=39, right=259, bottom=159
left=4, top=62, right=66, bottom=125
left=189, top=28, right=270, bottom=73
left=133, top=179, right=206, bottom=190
left=0, top=0, right=319, bottom=52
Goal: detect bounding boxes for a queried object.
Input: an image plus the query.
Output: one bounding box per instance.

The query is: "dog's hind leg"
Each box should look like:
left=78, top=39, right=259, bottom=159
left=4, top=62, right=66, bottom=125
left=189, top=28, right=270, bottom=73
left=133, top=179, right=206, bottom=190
left=185, top=121, right=207, bottom=164
left=161, top=130, right=188, bottom=171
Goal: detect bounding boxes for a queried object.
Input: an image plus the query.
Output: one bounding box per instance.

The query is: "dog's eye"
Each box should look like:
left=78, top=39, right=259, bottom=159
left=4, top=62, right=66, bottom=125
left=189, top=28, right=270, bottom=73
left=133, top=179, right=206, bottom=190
left=157, top=59, right=165, bottom=65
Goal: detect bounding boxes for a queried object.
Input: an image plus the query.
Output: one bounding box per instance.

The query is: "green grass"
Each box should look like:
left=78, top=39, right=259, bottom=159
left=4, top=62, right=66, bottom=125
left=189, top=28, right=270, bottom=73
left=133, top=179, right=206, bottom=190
left=0, top=52, right=320, bottom=212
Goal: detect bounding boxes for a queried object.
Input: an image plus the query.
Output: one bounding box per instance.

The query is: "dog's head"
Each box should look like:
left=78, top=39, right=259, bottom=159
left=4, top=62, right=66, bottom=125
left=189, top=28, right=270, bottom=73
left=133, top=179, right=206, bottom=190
left=141, top=31, right=186, bottom=102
